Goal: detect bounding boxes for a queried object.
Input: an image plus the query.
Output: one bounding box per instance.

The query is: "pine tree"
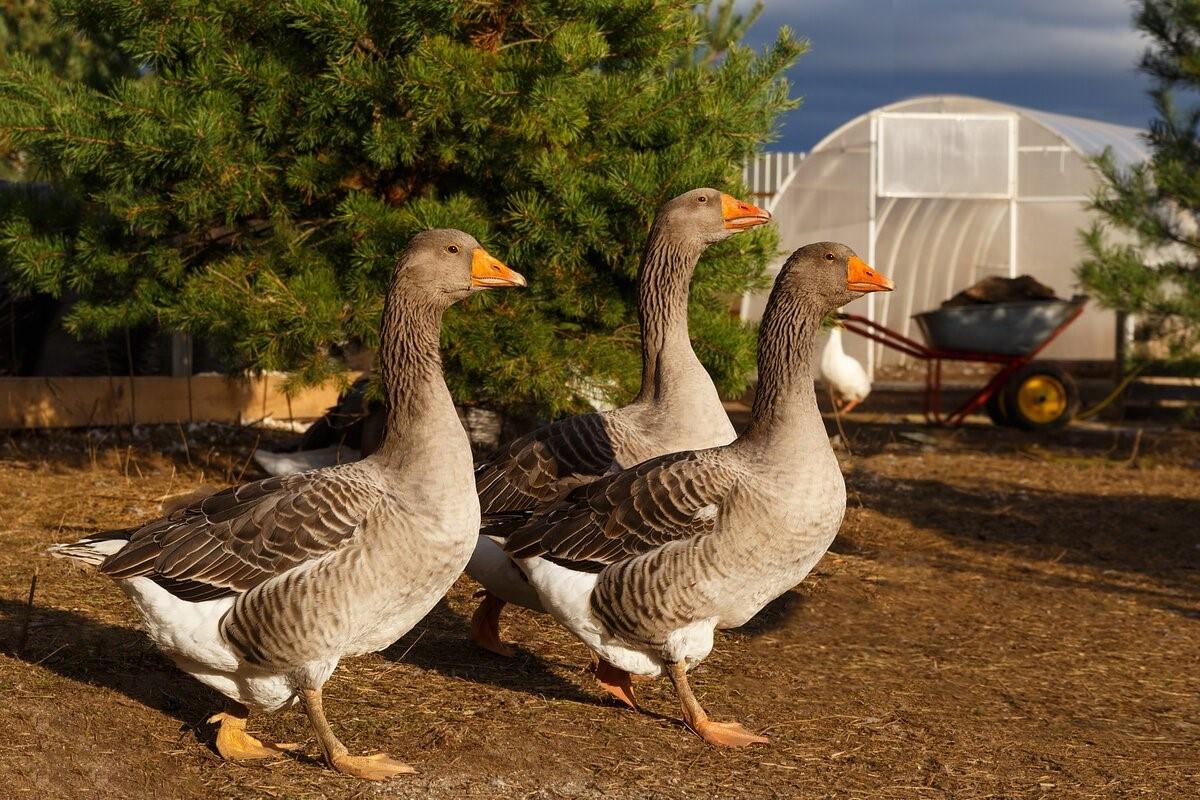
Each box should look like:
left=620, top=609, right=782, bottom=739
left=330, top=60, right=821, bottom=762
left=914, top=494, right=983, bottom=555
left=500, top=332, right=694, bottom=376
left=0, top=1, right=134, bottom=89
left=1079, top=0, right=1200, bottom=370
left=0, top=1, right=802, bottom=415
left=0, top=1, right=136, bottom=176
left=685, top=0, right=764, bottom=68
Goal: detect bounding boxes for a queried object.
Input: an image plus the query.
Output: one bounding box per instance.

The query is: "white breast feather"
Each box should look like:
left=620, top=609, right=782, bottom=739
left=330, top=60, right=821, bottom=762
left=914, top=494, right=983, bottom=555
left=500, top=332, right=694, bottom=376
left=465, top=535, right=544, bottom=610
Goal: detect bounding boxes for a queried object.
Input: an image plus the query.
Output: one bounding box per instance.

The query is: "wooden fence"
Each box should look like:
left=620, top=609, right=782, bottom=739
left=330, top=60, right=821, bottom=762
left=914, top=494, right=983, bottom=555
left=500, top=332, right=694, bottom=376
left=0, top=373, right=354, bottom=429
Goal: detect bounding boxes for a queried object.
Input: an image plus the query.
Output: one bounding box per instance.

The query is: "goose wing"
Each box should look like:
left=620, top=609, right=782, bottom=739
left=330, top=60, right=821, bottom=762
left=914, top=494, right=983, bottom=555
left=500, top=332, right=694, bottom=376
left=475, top=412, right=620, bottom=514
left=99, top=468, right=383, bottom=601
left=503, top=449, right=739, bottom=570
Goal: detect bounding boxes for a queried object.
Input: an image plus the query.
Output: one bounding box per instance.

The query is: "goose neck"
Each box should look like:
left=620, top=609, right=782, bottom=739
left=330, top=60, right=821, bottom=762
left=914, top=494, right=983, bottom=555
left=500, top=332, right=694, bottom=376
left=635, top=227, right=704, bottom=403
left=374, top=289, right=455, bottom=459
left=742, top=293, right=828, bottom=453
left=828, top=326, right=844, bottom=354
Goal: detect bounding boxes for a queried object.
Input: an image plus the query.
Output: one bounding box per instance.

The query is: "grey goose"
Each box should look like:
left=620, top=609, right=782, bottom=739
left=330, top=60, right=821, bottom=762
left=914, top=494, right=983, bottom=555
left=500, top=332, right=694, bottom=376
left=500, top=243, right=893, bottom=746
left=466, top=188, right=770, bottom=705
left=50, top=230, right=526, bottom=780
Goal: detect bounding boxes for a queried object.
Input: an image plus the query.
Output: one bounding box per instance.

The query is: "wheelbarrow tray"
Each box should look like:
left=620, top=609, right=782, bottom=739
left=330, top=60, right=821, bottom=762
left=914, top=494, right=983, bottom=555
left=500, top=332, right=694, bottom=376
left=912, top=298, right=1085, bottom=357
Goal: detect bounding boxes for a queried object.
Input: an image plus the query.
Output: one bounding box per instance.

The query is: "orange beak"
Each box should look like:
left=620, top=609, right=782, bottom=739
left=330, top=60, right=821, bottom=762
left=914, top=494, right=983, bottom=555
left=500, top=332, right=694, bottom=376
left=720, top=193, right=772, bottom=231
left=470, top=248, right=526, bottom=289
left=847, top=256, right=893, bottom=293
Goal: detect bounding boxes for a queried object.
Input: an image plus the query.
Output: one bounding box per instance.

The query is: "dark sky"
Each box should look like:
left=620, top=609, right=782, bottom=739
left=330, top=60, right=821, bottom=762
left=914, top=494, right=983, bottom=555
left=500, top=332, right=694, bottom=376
left=740, top=0, right=1154, bottom=151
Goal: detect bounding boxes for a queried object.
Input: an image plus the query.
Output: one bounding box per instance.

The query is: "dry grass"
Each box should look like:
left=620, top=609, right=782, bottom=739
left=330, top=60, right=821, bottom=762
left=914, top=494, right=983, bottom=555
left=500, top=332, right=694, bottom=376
left=0, top=422, right=1197, bottom=799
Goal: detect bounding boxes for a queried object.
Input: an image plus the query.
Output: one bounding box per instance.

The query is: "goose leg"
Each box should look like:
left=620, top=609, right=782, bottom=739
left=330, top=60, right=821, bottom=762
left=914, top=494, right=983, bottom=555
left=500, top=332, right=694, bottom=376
left=300, top=687, right=414, bottom=780
left=590, top=654, right=640, bottom=711
left=469, top=591, right=516, bottom=657
left=208, top=703, right=297, bottom=760
left=839, top=398, right=861, bottom=415
left=667, top=661, right=768, bottom=748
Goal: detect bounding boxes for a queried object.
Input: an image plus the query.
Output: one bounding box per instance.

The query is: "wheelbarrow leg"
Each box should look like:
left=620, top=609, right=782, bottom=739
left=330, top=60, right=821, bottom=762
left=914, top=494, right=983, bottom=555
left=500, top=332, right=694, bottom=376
left=924, top=359, right=944, bottom=425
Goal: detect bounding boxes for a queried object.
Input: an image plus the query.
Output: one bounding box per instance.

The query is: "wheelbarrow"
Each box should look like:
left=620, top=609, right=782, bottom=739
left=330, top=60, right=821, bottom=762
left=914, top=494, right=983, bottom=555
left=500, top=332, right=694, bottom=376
left=837, top=296, right=1088, bottom=429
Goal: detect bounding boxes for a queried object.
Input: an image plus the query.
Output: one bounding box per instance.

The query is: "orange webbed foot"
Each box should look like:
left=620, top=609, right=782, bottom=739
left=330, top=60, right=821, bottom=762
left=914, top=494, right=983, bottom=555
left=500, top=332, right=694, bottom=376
left=330, top=752, right=415, bottom=780
left=592, top=658, right=640, bottom=711
left=469, top=592, right=516, bottom=658
left=208, top=711, right=298, bottom=760
left=690, top=719, right=770, bottom=748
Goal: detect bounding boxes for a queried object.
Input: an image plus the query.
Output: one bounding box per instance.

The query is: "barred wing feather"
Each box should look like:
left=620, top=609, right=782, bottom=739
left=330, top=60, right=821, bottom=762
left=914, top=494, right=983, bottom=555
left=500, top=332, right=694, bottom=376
left=99, top=470, right=383, bottom=601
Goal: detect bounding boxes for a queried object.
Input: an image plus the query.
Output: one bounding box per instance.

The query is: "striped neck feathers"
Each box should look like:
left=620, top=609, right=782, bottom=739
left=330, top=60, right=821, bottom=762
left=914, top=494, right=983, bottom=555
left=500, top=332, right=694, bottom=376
left=375, top=287, right=451, bottom=453
left=745, top=290, right=825, bottom=442
left=636, top=223, right=705, bottom=402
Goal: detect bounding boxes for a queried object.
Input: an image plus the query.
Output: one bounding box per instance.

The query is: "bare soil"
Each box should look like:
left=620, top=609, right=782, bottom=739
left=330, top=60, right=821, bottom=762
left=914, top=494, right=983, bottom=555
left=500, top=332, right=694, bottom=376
left=0, top=420, right=1197, bottom=800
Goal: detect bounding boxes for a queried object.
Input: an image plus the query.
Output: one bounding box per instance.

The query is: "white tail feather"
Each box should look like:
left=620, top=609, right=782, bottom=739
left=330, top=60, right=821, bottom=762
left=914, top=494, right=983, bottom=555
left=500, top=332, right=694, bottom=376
left=48, top=537, right=128, bottom=567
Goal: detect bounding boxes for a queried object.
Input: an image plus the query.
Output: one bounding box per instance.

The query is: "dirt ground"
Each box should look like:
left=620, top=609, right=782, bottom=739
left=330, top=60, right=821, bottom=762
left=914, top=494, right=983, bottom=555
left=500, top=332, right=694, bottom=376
left=0, top=419, right=1197, bottom=800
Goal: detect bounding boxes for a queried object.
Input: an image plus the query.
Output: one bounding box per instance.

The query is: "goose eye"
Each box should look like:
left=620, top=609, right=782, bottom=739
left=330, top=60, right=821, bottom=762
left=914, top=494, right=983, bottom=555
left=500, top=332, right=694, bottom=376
left=825, top=253, right=835, bottom=261
left=697, top=195, right=707, bottom=203
left=447, top=245, right=460, bottom=254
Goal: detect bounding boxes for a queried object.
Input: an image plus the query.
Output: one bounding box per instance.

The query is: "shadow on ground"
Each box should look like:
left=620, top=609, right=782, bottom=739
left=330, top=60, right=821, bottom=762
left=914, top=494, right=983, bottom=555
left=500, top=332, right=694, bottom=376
left=849, top=468, right=1200, bottom=615
left=0, top=591, right=626, bottom=724
left=0, top=597, right=219, bottom=725
left=381, top=597, right=623, bottom=709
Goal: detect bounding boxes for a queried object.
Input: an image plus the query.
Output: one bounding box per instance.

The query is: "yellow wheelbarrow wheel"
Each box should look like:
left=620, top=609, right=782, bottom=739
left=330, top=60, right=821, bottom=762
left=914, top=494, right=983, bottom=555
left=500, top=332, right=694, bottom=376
left=1002, top=363, right=1080, bottom=431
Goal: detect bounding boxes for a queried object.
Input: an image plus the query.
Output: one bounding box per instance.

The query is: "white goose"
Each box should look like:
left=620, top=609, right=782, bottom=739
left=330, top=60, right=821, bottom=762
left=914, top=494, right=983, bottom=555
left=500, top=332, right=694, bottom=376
left=50, top=230, right=526, bottom=780
left=820, top=324, right=871, bottom=414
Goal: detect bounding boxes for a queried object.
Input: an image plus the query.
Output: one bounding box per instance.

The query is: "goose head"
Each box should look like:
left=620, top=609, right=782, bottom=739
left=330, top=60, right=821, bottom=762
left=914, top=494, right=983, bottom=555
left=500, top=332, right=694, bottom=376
left=396, top=229, right=526, bottom=307
left=776, top=242, right=894, bottom=311
left=656, top=187, right=772, bottom=246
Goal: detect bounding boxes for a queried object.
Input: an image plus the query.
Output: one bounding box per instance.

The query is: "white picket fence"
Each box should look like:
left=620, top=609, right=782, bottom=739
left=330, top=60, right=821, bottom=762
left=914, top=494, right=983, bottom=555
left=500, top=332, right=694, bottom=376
left=742, top=151, right=805, bottom=204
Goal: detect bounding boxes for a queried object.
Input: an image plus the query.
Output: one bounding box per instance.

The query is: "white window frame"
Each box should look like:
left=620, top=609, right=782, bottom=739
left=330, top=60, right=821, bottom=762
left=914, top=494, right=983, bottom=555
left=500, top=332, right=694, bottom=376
left=876, top=112, right=1017, bottom=201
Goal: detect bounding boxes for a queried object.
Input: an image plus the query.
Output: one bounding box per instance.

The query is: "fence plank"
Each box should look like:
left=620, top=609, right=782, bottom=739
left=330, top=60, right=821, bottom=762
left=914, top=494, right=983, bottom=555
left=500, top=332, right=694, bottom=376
left=0, top=374, right=358, bottom=429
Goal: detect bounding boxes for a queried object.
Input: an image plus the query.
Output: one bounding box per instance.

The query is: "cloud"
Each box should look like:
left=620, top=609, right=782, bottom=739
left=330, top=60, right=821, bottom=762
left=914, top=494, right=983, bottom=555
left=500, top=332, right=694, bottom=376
left=736, top=0, right=1151, bottom=149
left=749, top=0, right=1144, bottom=74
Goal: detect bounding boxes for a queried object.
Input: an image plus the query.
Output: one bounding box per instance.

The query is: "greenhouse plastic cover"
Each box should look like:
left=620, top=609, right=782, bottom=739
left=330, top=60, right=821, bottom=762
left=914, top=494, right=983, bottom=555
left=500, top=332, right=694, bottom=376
left=742, top=95, right=1149, bottom=373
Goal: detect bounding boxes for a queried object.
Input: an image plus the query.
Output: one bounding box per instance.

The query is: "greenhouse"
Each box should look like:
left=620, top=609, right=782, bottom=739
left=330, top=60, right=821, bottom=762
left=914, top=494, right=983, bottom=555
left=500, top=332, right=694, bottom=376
left=741, top=94, right=1149, bottom=376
